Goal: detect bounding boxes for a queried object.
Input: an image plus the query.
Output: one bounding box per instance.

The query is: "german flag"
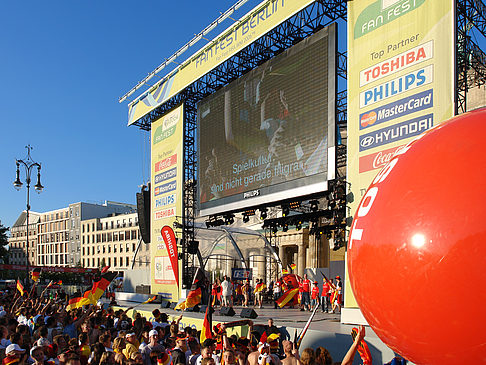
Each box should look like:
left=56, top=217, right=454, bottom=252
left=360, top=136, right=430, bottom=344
left=282, top=269, right=289, bottom=275
left=352, top=327, right=372, bottom=365
left=289, top=263, right=297, bottom=271
left=200, top=295, right=213, bottom=343
left=88, top=272, right=117, bottom=303
left=31, top=268, right=41, bottom=282
left=141, top=296, right=157, bottom=305
left=66, top=290, right=92, bottom=311
left=254, top=282, right=266, bottom=293
left=16, top=280, right=24, bottom=296
left=276, top=288, right=298, bottom=308
left=175, top=287, right=202, bottom=310
left=3, top=355, right=20, bottom=365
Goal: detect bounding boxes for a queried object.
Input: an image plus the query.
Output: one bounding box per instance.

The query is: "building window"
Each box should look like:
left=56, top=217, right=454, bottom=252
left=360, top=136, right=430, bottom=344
left=126, top=257, right=129, bottom=267
left=120, top=244, right=123, bottom=253
left=108, top=257, right=111, bottom=266
left=114, top=257, right=117, bottom=267
left=108, top=246, right=111, bottom=253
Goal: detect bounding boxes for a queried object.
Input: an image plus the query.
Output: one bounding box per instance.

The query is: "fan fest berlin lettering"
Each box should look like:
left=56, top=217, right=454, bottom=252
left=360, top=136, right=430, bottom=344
left=195, top=0, right=285, bottom=69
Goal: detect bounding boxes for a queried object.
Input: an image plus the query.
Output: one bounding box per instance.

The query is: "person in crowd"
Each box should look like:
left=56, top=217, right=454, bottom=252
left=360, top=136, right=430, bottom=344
left=299, top=348, right=315, bottom=365
left=140, top=329, right=164, bottom=365
left=171, top=334, right=188, bottom=365
left=123, top=333, right=139, bottom=360
left=281, top=341, right=300, bottom=365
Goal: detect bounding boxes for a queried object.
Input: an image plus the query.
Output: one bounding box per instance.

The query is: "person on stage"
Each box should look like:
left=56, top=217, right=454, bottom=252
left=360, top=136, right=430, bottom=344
left=320, top=279, right=331, bottom=313
left=272, top=279, right=282, bottom=309
left=242, top=279, right=250, bottom=307
left=310, top=281, right=319, bottom=311
left=301, top=274, right=311, bottom=311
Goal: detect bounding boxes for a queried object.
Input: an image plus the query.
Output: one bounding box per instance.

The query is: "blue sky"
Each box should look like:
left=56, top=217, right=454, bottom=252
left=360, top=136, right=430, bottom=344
left=0, top=1, right=262, bottom=229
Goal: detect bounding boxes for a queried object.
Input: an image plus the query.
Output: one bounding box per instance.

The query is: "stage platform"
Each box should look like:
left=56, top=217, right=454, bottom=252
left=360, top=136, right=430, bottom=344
left=113, top=299, right=401, bottom=364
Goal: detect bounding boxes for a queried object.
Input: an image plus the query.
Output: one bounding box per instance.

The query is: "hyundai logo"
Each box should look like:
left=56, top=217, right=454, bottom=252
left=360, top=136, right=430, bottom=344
left=360, top=136, right=375, bottom=148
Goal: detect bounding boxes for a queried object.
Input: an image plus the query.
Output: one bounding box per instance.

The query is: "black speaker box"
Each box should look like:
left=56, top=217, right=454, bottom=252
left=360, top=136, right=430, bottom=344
left=136, top=188, right=151, bottom=244
left=199, top=305, right=214, bottom=314
left=160, top=301, right=171, bottom=309
left=169, top=302, right=178, bottom=310
left=240, top=308, right=258, bottom=319
left=220, top=306, right=235, bottom=316
left=187, top=240, right=199, bottom=255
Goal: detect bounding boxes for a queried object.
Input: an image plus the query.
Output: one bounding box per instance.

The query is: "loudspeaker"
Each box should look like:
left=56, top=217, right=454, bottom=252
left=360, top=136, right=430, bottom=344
left=185, top=305, right=199, bottom=312
left=187, top=240, right=199, bottom=255
left=240, top=308, right=258, bottom=319
left=160, top=301, right=170, bottom=309
left=220, top=306, right=235, bottom=316
left=136, top=187, right=151, bottom=244
left=169, top=302, right=178, bottom=310
left=199, top=305, right=214, bottom=314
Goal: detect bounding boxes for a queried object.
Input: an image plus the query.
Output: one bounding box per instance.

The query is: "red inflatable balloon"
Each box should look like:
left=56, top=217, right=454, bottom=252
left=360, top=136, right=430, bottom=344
left=348, top=109, right=486, bottom=365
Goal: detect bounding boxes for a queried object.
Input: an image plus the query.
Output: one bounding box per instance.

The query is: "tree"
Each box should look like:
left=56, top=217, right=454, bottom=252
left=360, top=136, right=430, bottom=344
left=0, top=223, right=9, bottom=264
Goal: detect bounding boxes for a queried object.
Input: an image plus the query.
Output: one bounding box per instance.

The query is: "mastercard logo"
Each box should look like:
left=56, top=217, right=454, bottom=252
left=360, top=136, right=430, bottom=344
left=360, top=111, right=377, bottom=128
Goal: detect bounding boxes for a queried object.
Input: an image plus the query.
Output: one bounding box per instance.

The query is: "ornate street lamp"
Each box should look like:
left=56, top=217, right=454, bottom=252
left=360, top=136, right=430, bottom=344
left=14, top=145, right=44, bottom=289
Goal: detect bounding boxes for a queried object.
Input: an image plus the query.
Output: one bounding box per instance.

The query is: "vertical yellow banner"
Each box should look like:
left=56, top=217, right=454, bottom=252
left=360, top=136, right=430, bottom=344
left=151, top=105, right=184, bottom=300
left=346, top=0, right=454, bottom=309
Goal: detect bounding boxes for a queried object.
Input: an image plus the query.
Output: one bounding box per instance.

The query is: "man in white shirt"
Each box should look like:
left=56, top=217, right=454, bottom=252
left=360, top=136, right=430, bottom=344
left=221, top=276, right=233, bottom=307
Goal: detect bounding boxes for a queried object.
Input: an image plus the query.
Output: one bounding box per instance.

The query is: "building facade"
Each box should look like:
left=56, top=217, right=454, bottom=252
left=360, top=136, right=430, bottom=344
left=37, top=208, right=70, bottom=266
left=68, top=201, right=136, bottom=266
left=81, top=212, right=149, bottom=270
left=8, top=211, right=40, bottom=265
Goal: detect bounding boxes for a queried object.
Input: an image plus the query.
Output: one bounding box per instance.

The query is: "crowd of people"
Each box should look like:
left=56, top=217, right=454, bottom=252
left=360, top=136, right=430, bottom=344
left=0, top=277, right=410, bottom=365
left=210, top=275, right=343, bottom=314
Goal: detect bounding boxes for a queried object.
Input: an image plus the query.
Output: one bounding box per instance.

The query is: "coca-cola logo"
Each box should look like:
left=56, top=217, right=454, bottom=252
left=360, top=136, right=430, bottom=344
left=359, top=145, right=405, bottom=173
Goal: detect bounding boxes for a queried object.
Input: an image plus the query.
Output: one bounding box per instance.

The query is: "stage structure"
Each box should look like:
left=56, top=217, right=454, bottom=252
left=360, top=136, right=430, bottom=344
left=123, top=0, right=348, bottom=295
left=122, top=0, right=485, bottom=309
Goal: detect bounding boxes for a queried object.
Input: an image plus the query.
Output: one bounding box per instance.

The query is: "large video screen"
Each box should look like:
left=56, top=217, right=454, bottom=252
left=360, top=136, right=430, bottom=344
left=198, top=24, right=336, bottom=216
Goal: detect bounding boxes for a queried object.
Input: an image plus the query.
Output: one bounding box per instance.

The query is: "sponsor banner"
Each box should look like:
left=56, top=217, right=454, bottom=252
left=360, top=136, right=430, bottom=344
left=154, top=207, right=176, bottom=220
left=154, top=180, right=177, bottom=196
left=155, top=154, right=177, bottom=173
left=346, top=0, right=454, bottom=309
left=360, top=89, right=433, bottom=129
left=151, top=105, right=184, bottom=299
left=360, top=65, right=433, bottom=108
left=359, top=144, right=406, bottom=173
left=160, top=226, right=179, bottom=287
left=232, top=268, right=253, bottom=281
left=127, top=0, right=316, bottom=126
left=155, top=167, right=177, bottom=185
left=155, top=193, right=176, bottom=209
left=360, top=40, right=433, bottom=86
left=359, top=113, right=433, bottom=152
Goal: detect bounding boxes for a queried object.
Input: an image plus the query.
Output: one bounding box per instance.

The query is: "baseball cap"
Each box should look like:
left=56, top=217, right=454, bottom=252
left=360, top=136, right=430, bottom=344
left=30, top=345, right=43, bottom=356
left=6, top=344, right=25, bottom=355
left=125, top=333, right=136, bottom=338
left=37, top=338, right=50, bottom=346
left=149, top=329, right=158, bottom=337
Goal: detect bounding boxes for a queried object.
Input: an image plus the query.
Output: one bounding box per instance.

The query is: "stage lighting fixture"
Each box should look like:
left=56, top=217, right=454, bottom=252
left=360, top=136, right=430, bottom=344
left=282, top=223, right=289, bottom=232
left=310, top=200, right=319, bottom=212
left=282, top=205, right=289, bottom=217
left=260, top=208, right=267, bottom=220
left=242, top=214, right=249, bottom=223
left=224, top=214, right=235, bottom=225
left=272, top=226, right=278, bottom=234
left=296, top=221, right=302, bottom=231
left=289, top=201, right=301, bottom=209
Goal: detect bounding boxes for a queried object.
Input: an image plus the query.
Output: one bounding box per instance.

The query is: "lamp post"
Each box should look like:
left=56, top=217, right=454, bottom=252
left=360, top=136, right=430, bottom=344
left=14, top=145, right=44, bottom=289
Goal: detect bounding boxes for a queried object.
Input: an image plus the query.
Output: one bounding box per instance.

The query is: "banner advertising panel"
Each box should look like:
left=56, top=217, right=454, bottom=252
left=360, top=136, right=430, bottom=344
left=151, top=105, right=184, bottom=300
left=197, top=24, right=336, bottom=216
left=127, top=0, right=317, bottom=126
left=345, top=0, right=455, bottom=311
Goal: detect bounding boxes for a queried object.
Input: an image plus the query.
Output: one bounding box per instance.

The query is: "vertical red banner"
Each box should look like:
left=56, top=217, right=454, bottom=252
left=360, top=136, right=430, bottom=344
left=161, top=226, right=179, bottom=287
